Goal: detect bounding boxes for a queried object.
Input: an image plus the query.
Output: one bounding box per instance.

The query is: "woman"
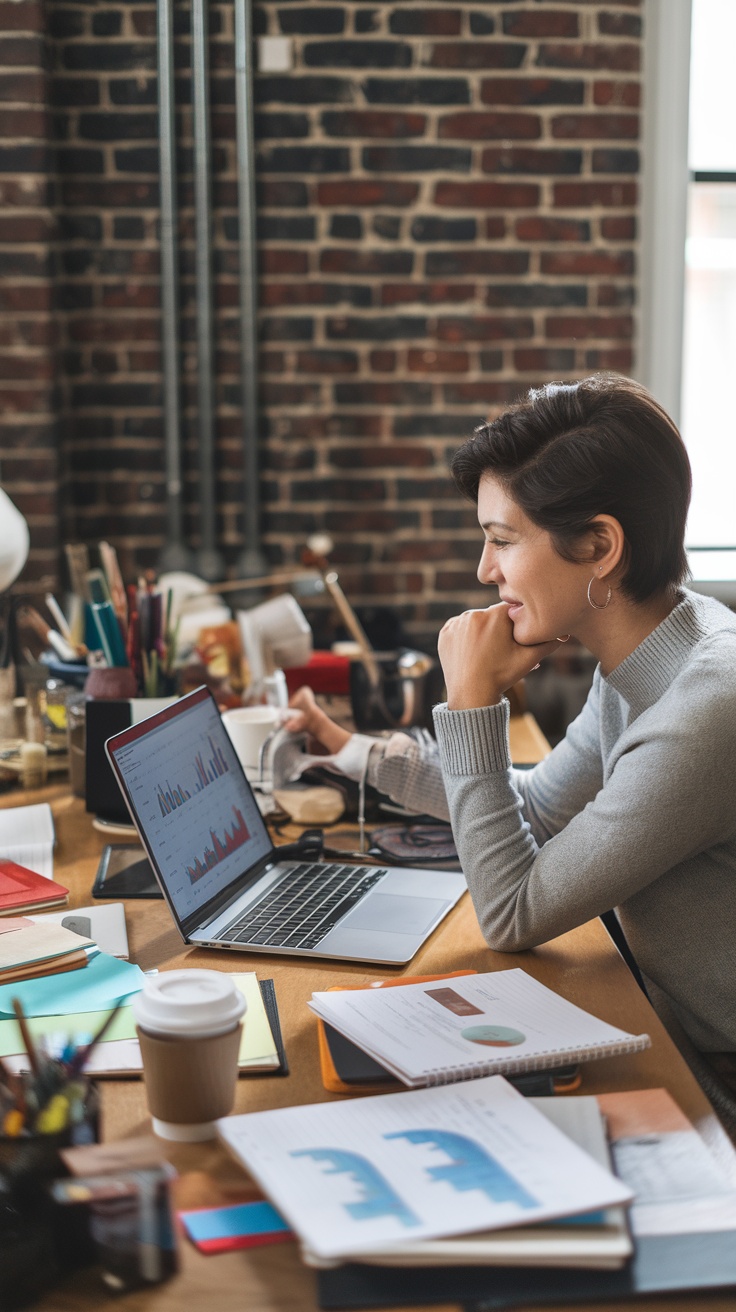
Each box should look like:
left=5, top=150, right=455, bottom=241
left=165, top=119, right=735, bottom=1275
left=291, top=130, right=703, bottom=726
left=287, top=375, right=736, bottom=1083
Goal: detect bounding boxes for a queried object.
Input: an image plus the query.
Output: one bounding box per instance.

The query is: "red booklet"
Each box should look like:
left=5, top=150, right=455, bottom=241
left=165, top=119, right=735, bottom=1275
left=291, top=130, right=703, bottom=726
left=0, top=860, right=69, bottom=915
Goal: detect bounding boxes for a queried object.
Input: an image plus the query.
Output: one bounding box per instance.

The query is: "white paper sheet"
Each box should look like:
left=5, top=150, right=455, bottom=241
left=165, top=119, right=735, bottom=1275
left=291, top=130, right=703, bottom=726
left=0, top=802, right=55, bottom=878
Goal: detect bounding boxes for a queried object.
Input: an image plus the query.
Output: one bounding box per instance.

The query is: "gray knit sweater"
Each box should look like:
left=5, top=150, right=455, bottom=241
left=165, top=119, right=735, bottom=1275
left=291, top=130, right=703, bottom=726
left=372, top=589, right=736, bottom=1055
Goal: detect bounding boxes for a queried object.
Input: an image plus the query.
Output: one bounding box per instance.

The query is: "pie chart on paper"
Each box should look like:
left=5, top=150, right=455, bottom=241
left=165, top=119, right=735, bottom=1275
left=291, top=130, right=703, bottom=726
left=461, top=1025, right=526, bottom=1047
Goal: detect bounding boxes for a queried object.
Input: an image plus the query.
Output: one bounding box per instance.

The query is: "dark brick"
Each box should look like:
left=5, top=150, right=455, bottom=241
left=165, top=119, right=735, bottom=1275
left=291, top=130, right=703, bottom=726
left=278, top=7, right=345, bottom=34
left=425, top=43, right=526, bottom=69
left=78, top=111, right=158, bottom=141
left=536, top=43, right=640, bottom=72
left=334, top=382, right=432, bottom=406
left=62, top=42, right=157, bottom=72
left=355, top=9, right=379, bottom=34
left=109, top=78, right=157, bottom=106
left=0, top=72, right=45, bottom=104
left=364, top=145, right=471, bottom=172
left=295, top=350, right=359, bottom=374
left=57, top=146, right=105, bottom=174
left=0, top=2, right=43, bottom=32
left=427, top=251, right=529, bottom=276
left=0, top=213, right=52, bottom=242
left=0, top=33, right=45, bottom=63
left=261, top=249, right=310, bottom=275
left=584, top=347, right=634, bottom=370
left=0, top=250, right=48, bottom=277
left=291, top=476, right=387, bottom=501
left=435, top=180, right=539, bottom=208
left=370, top=349, right=396, bottom=372
left=598, top=12, right=642, bottom=38
left=92, top=10, right=122, bottom=36
left=325, top=509, right=420, bottom=532
left=260, top=317, right=314, bottom=341
left=554, top=180, right=637, bottom=206
left=71, top=382, right=161, bottom=409
left=439, top=113, right=541, bottom=140
left=443, top=381, right=523, bottom=405
left=552, top=113, right=639, bottom=140
left=0, top=107, right=46, bottom=137
left=317, top=179, right=418, bottom=205
left=255, top=76, right=354, bottom=104
left=514, top=347, right=576, bottom=371
left=253, top=214, right=316, bottom=240
left=597, top=284, right=636, bottom=307
left=320, top=249, right=412, bottom=275
left=396, top=477, right=457, bottom=501
left=258, top=145, right=350, bottom=172
left=372, top=215, right=401, bottom=239
left=481, top=77, right=584, bottom=106
left=254, top=111, right=310, bottom=138
left=390, top=9, right=460, bottom=35
left=503, top=10, right=578, bottom=37
left=394, top=413, right=472, bottom=438
left=331, top=444, right=434, bottom=469
left=486, top=283, right=587, bottom=308
left=261, top=283, right=371, bottom=307
left=482, top=147, right=582, bottom=174
left=592, top=148, right=640, bottom=173
left=469, top=12, right=495, bottom=37
left=329, top=214, right=363, bottom=239
left=326, top=316, right=428, bottom=341
left=600, top=215, right=636, bottom=240
left=479, top=350, right=503, bottom=371
left=407, top=348, right=469, bottom=373
left=321, top=109, right=426, bottom=137
left=516, top=217, right=590, bottom=241
left=260, top=381, right=322, bottom=405
left=411, top=217, right=476, bottom=242
left=363, top=78, right=470, bottom=105
left=114, top=146, right=159, bottom=173
left=305, top=40, right=411, bottom=67
left=437, top=316, right=533, bottom=342
left=256, top=179, right=309, bottom=207
left=0, top=144, right=48, bottom=172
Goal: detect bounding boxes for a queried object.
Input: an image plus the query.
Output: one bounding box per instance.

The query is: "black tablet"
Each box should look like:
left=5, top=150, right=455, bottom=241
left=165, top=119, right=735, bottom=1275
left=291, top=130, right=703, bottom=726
left=92, top=844, right=163, bottom=899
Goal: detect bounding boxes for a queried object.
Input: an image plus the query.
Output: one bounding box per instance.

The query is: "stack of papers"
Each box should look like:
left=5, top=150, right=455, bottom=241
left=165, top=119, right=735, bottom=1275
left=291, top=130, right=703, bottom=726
left=0, top=918, right=94, bottom=985
left=0, top=802, right=55, bottom=878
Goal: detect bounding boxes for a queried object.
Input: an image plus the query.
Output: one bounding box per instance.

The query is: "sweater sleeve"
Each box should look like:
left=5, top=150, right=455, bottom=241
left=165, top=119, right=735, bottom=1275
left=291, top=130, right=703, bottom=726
left=433, top=651, right=736, bottom=952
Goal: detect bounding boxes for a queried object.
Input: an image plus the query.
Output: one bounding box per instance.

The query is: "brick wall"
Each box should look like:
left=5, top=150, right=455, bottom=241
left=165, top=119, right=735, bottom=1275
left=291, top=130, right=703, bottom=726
left=0, top=1, right=642, bottom=645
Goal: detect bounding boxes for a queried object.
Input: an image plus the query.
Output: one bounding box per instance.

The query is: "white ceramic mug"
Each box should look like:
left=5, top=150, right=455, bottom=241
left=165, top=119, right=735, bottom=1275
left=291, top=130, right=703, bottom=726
left=221, top=705, right=282, bottom=777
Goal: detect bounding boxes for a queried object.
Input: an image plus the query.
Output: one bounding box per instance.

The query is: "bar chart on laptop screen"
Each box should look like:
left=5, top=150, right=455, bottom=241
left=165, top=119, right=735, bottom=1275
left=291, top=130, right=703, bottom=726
left=113, top=699, right=271, bottom=920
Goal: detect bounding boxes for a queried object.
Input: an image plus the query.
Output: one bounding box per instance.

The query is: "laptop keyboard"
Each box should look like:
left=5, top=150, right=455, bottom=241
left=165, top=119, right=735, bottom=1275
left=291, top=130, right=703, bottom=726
left=219, top=862, right=387, bottom=951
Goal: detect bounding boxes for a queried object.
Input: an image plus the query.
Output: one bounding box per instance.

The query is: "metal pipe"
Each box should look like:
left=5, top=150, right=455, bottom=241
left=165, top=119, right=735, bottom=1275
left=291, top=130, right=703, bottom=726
left=191, top=0, right=224, bottom=580
left=156, top=0, right=192, bottom=571
left=234, top=0, right=268, bottom=578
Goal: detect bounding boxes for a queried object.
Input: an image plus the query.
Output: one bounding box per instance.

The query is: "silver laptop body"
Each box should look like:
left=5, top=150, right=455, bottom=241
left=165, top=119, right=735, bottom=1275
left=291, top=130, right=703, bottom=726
left=105, top=687, right=466, bottom=965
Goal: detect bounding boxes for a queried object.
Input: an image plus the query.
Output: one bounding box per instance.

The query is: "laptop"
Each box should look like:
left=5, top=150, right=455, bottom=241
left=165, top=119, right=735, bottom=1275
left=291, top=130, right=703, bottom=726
left=105, top=686, right=466, bottom=965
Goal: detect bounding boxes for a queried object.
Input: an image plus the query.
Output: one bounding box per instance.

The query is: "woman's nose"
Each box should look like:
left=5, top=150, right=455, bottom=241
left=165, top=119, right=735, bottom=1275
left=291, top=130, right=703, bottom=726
left=478, top=544, right=502, bottom=586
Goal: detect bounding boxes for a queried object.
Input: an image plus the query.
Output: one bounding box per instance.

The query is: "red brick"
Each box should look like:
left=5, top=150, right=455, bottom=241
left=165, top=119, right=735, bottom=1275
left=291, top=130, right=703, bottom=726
left=0, top=284, right=50, bottom=311
left=391, top=9, right=461, bottom=36
left=480, top=77, right=584, bottom=106
left=379, top=282, right=476, bottom=306
left=0, top=107, right=46, bottom=138
left=514, top=348, right=577, bottom=372
left=317, top=180, right=419, bottom=206
left=516, top=216, right=590, bottom=241
left=0, top=178, right=49, bottom=207
left=369, top=350, right=397, bottom=371
left=0, top=354, right=53, bottom=380
left=261, top=250, right=309, bottom=275
left=0, top=2, right=43, bottom=32
left=554, top=181, right=637, bottom=207
left=537, top=43, right=640, bottom=72
left=596, top=284, right=635, bottom=307
left=408, top=349, right=469, bottom=373
left=552, top=113, right=639, bottom=140
left=435, top=180, right=539, bottom=208
left=68, top=318, right=159, bottom=343
left=540, top=250, right=634, bottom=276
left=484, top=217, right=506, bottom=239
left=330, top=444, right=434, bottom=468
left=546, top=315, right=633, bottom=339
left=443, top=381, right=523, bottom=404
left=600, top=215, right=637, bottom=240
left=0, top=386, right=52, bottom=413
left=439, top=112, right=541, bottom=140
left=101, top=285, right=160, bottom=310
left=0, top=213, right=52, bottom=242
left=593, top=80, right=641, bottom=108
left=438, top=317, right=534, bottom=342
left=502, top=11, right=579, bottom=37
left=0, top=71, right=45, bottom=103
left=296, top=350, right=358, bottom=374
left=584, top=347, right=634, bottom=370
left=426, top=43, right=527, bottom=69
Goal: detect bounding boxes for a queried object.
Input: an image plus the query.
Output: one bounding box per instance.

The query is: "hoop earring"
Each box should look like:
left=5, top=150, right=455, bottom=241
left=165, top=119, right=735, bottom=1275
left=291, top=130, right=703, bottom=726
left=587, top=576, right=612, bottom=610
left=556, top=634, right=571, bottom=643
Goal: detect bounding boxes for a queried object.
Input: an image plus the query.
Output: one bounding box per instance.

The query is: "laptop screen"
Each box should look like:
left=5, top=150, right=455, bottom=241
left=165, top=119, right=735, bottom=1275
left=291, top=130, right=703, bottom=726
left=107, top=688, right=273, bottom=924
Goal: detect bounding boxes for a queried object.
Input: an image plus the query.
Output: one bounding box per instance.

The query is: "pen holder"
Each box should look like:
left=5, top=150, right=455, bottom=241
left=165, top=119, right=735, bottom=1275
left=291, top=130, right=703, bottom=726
left=0, top=1080, right=100, bottom=1310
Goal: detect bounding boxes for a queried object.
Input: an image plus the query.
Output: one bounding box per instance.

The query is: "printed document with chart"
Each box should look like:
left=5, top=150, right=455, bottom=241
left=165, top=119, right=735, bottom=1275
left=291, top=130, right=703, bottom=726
left=218, top=1076, right=633, bottom=1261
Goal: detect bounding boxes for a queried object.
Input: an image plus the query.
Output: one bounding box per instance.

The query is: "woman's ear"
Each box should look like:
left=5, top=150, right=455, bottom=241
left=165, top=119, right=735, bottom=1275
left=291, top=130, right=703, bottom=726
left=587, top=514, right=626, bottom=579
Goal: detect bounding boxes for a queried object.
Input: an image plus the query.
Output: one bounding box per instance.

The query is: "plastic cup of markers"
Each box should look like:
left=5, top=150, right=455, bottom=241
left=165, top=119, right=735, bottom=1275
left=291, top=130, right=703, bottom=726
left=133, top=970, right=246, bottom=1142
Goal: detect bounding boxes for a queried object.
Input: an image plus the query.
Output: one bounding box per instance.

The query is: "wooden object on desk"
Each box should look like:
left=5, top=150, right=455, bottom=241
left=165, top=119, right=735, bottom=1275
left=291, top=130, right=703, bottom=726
left=2, top=715, right=734, bottom=1312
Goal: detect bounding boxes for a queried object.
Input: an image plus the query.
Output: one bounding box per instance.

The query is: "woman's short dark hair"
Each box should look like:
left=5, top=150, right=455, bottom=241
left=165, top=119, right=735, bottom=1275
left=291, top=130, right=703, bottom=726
left=451, top=374, right=692, bottom=604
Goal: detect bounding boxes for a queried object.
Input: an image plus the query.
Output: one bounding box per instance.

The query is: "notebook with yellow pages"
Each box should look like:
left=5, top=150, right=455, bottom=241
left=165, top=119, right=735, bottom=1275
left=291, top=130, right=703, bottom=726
left=307, top=968, right=650, bottom=1088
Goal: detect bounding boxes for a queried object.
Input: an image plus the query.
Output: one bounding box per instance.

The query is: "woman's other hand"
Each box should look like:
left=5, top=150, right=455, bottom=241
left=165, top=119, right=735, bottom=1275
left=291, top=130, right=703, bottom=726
left=438, top=603, right=559, bottom=710
left=283, top=686, right=352, bottom=755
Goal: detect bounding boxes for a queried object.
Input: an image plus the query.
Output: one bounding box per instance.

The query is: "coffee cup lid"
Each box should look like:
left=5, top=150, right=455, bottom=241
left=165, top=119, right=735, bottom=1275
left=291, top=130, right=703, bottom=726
left=133, top=969, right=246, bottom=1037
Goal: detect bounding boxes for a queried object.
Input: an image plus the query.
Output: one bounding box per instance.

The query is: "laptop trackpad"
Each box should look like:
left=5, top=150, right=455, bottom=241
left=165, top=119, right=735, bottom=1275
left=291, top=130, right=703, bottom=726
left=343, top=893, right=449, bottom=936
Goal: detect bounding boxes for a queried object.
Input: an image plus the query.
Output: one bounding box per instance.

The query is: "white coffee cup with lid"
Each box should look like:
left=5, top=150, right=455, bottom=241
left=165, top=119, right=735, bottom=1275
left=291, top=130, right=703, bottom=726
left=133, top=970, right=246, bottom=1142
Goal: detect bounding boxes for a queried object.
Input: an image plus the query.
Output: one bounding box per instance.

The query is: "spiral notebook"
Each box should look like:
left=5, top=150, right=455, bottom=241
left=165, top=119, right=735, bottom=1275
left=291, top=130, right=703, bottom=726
left=307, top=968, right=650, bottom=1088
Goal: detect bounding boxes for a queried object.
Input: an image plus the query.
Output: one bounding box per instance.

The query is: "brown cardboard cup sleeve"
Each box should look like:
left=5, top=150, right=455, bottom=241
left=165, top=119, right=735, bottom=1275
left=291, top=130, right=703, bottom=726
left=136, top=1024, right=243, bottom=1125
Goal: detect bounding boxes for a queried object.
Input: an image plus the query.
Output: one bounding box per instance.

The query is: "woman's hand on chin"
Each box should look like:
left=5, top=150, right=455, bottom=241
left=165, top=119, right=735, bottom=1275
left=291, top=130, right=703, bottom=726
left=438, top=602, right=559, bottom=710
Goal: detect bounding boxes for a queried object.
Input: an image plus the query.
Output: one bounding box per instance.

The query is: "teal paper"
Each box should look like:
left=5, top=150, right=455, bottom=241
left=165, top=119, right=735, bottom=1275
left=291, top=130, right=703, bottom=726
left=0, top=951, right=144, bottom=1018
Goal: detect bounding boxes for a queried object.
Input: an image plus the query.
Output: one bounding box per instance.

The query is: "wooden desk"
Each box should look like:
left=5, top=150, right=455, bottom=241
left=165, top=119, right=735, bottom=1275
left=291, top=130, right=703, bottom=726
left=2, top=722, right=733, bottom=1312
